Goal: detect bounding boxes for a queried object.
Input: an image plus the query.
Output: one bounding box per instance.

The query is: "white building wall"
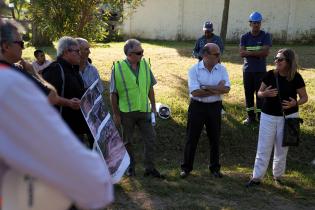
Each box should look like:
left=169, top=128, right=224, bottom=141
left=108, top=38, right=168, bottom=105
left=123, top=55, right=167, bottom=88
left=122, top=0, right=315, bottom=42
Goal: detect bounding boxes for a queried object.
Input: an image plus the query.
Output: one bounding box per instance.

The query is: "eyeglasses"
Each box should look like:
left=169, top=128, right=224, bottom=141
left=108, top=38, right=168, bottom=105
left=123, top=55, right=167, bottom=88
left=68, top=49, right=80, bottom=54
left=130, top=50, right=144, bottom=56
left=13, top=41, right=24, bottom=49
left=250, top=21, right=261, bottom=25
left=274, top=57, right=286, bottom=62
left=209, top=53, right=220, bottom=57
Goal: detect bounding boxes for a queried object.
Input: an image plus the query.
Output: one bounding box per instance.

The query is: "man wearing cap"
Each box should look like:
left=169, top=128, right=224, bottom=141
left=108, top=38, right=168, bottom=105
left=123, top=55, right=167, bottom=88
left=193, top=21, right=224, bottom=61
left=240, top=11, right=272, bottom=125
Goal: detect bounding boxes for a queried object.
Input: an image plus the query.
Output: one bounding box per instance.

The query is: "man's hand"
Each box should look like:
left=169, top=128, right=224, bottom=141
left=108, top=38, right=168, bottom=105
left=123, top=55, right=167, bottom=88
left=240, top=50, right=249, bottom=57
left=69, top=98, right=81, bottom=110
left=19, top=59, right=36, bottom=75
left=217, top=80, right=226, bottom=88
left=282, top=97, right=297, bottom=109
left=262, top=86, right=278, bottom=97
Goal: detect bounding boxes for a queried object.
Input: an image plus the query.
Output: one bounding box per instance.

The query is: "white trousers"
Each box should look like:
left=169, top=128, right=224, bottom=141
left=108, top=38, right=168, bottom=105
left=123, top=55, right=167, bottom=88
left=252, top=112, right=298, bottom=180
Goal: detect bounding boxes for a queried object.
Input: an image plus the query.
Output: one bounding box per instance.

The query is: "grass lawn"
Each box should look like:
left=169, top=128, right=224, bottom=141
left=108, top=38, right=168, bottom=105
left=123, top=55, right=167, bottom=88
left=23, top=41, right=315, bottom=210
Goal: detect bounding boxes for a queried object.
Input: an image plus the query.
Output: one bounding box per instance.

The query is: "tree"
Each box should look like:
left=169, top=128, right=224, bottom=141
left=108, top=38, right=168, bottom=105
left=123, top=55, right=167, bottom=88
left=10, top=0, right=28, bottom=20
left=28, top=0, right=143, bottom=46
left=220, top=0, right=230, bottom=44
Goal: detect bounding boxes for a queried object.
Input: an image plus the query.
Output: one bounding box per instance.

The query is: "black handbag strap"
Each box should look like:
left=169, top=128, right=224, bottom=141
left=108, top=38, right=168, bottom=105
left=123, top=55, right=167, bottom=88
left=275, top=72, right=286, bottom=119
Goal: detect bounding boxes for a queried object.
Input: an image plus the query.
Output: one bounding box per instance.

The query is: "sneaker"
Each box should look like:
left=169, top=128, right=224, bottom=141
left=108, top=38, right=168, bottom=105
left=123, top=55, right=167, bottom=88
left=242, top=118, right=257, bottom=125
left=245, top=179, right=260, bottom=188
left=126, top=166, right=136, bottom=177
left=179, top=170, right=189, bottom=178
left=211, top=171, right=223, bottom=178
left=144, top=168, right=165, bottom=179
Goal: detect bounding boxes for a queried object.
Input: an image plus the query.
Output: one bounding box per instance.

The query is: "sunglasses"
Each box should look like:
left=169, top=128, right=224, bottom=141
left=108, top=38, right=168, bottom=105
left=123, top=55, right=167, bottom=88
left=68, top=49, right=80, bottom=54
left=13, top=40, right=24, bottom=49
left=130, top=50, right=144, bottom=56
left=274, top=57, right=286, bottom=62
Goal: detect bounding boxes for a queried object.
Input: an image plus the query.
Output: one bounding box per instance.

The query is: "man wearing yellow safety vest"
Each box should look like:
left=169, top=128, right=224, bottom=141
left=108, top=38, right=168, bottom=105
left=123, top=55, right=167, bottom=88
left=240, top=11, right=272, bottom=125
left=110, top=39, right=164, bottom=178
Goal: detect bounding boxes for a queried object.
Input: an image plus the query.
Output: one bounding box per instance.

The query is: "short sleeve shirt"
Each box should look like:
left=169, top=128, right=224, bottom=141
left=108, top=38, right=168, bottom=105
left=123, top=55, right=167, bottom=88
left=262, top=70, right=305, bottom=116
left=110, top=59, right=157, bottom=93
left=240, top=31, right=272, bottom=72
left=79, top=62, right=104, bottom=92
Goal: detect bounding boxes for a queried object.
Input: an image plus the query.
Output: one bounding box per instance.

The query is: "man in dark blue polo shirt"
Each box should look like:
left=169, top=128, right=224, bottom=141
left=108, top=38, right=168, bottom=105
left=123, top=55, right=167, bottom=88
left=240, top=11, right=272, bottom=125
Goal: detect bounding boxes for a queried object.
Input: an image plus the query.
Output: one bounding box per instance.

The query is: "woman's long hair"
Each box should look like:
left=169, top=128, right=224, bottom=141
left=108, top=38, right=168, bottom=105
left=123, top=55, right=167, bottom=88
left=276, top=48, right=298, bottom=81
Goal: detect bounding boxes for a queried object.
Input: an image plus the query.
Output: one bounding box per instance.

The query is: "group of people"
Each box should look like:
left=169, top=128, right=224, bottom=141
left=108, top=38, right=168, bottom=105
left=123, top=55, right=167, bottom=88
left=0, top=19, right=113, bottom=209
left=0, top=6, right=310, bottom=210
left=189, top=11, right=308, bottom=188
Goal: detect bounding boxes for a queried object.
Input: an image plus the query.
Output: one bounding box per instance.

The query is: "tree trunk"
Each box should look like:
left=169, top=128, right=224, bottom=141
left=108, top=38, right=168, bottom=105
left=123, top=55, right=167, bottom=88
left=220, top=0, right=230, bottom=44
left=30, top=0, right=52, bottom=46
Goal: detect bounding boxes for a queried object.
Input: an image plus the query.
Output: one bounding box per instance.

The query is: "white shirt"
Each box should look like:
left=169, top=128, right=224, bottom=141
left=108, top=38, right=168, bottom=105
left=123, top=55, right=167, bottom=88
left=0, top=69, right=113, bottom=209
left=32, top=60, right=51, bottom=73
left=188, top=61, right=230, bottom=103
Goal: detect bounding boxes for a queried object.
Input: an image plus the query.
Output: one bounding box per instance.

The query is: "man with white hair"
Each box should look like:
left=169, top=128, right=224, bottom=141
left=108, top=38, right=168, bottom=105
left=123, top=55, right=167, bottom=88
left=42, top=36, right=93, bottom=147
left=76, top=37, right=104, bottom=92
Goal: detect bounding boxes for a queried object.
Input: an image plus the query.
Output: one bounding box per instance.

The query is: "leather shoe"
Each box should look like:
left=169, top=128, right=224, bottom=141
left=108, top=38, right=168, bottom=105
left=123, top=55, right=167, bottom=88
left=144, top=168, right=165, bottom=179
left=212, top=171, right=223, bottom=178
left=245, top=179, right=260, bottom=188
left=179, top=170, right=189, bottom=178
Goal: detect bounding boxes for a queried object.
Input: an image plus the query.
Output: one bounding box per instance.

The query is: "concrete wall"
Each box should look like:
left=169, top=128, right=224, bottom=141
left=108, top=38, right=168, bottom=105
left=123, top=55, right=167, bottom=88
left=122, top=0, right=315, bottom=42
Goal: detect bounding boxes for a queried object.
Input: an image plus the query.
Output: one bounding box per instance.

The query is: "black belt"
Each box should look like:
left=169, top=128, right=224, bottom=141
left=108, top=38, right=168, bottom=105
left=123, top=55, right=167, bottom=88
left=191, top=99, right=222, bottom=104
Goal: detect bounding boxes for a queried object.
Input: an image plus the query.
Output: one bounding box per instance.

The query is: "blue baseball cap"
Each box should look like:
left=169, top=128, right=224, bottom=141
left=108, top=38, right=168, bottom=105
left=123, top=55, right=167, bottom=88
left=203, top=21, right=213, bottom=32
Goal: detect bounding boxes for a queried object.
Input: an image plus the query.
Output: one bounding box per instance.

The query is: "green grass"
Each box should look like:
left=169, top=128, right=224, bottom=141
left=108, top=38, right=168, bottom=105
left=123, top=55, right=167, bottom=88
left=23, top=41, right=315, bottom=210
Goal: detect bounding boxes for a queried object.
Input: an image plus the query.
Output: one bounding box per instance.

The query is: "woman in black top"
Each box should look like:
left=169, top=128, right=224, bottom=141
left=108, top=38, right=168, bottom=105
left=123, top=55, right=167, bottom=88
left=246, top=48, right=308, bottom=187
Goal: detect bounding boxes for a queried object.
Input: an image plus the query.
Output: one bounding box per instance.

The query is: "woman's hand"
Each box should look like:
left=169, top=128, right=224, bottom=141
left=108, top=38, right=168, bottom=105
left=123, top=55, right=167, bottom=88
left=262, top=86, right=278, bottom=97
left=282, top=97, right=297, bottom=109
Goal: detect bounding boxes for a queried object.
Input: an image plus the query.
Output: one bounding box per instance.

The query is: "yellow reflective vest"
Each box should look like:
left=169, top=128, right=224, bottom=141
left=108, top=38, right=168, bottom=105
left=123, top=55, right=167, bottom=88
left=114, top=59, right=151, bottom=113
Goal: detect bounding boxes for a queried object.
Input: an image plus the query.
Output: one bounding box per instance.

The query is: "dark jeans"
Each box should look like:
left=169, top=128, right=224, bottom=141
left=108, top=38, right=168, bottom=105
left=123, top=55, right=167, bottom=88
left=121, top=111, right=156, bottom=169
left=181, top=100, right=222, bottom=173
left=243, top=72, right=265, bottom=119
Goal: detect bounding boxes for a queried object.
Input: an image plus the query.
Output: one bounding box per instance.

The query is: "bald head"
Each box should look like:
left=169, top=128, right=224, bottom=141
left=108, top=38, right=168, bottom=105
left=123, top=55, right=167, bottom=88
left=201, top=43, right=221, bottom=68
left=202, top=43, right=220, bottom=56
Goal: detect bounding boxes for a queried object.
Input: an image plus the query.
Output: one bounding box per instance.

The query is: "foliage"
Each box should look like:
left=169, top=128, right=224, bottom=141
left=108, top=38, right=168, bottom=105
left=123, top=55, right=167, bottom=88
left=10, top=0, right=28, bottom=20
left=27, top=0, right=143, bottom=43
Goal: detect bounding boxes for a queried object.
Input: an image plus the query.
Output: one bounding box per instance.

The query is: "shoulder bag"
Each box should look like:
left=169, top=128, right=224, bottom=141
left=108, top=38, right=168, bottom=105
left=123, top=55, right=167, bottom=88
left=275, top=73, right=303, bottom=147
